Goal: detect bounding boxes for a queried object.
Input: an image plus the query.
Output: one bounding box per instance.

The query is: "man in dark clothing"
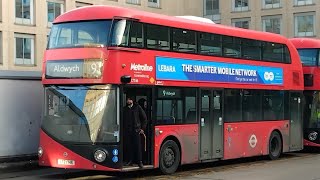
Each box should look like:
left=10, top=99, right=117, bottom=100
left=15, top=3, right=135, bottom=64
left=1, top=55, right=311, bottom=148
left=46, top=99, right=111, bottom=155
left=123, top=96, right=147, bottom=168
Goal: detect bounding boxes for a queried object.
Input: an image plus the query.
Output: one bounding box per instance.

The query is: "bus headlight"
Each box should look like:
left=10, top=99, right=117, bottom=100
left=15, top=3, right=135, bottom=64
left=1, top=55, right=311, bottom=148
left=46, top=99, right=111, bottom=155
left=38, top=147, right=43, bottom=157
left=94, top=149, right=107, bottom=163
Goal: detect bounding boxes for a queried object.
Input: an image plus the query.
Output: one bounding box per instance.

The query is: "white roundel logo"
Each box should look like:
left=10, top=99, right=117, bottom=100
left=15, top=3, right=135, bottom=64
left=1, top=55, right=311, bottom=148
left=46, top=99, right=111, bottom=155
left=308, top=131, right=318, bottom=141
left=264, top=72, right=275, bottom=81
left=249, top=134, right=258, bottom=148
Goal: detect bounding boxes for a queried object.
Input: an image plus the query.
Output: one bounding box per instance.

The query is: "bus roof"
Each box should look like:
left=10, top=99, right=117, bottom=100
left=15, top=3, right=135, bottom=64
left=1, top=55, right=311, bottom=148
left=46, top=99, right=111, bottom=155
left=54, top=5, right=289, bottom=45
left=290, top=38, right=320, bottom=49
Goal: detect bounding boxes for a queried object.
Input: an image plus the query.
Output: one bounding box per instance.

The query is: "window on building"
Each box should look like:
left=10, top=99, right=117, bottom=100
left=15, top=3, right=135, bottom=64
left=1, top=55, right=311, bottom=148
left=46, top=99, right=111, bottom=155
left=232, top=18, right=250, bottom=29
left=172, top=28, right=196, bottom=53
left=148, top=0, right=160, bottom=8
left=47, top=0, right=64, bottom=27
left=262, top=15, right=281, bottom=34
left=0, top=1, right=2, bottom=22
left=233, top=0, right=249, bottom=12
left=0, top=32, right=2, bottom=64
left=15, top=34, right=35, bottom=66
left=126, top=0, right=141, bottom=5
left=262, top=0, right=280, bottom=9
left=15, top=0, right=34, bottom=25
left=294, top=0, right=313, bottom=6
left=146, top=24, right=170, bottom=50
left=199, top=32, right=222, bottom=56
left=294, top=12, right=315, bottom=37
left=205, top=0, right=219, bottom=15
left=75, top=1, right=93, bottom=8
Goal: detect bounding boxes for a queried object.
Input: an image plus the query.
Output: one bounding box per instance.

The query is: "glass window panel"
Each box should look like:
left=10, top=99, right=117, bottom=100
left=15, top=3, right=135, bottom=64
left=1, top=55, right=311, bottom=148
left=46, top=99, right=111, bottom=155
left=295, top=14, right=315, bottom=36
left=242, top=39, right=261, bottom=60
left=16, top=0, right=23, bottom=18
left=49, top=21, right=111, bottom=49
left=263, top=91, right=284, bottom=120
left=172, top=28, right=196, bottom=53
left=47, top=2, right=54, bottom=22
left=16, top=37, right=23, bottom=59
left=199, top=32, right=222, bottom=56
left=222, top=36, right=241, bottom=58
left=242, top=90, right=262, bottom=121
left=22, top=0, right=31, bottom=19
left=263, top=17, right=281, bottom=34
left=130, top=22, right=143, bottom=48
left=78, top=30, right=94, bottom=44
left=58, top=28, right=72, bottom=45
left=54, top=3, right=62, bottom=19
left=185, top=88, right=197, bottom=124
left=262, top=42, right=283, bottom=62
left=24, top=38, right=31, bottom=59
left=297, top=49, right=318, bottom=66
left=234, top=20, right=249, bottom=29
left=146, top=24, right=169, bottom=50
left=224, top=89, right=242, bottom=122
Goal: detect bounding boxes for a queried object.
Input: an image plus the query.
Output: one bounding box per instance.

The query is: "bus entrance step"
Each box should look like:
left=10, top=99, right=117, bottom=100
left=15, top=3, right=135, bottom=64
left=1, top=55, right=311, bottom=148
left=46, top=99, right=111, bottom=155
left=122, top=165, right=154, bottom=171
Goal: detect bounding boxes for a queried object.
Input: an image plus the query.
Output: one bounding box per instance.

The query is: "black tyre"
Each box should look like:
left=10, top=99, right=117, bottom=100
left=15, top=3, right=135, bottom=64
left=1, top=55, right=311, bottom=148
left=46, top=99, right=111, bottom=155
left=159, top=140, right=180, bottom=174
left=268, top=131, right=282, bottom=160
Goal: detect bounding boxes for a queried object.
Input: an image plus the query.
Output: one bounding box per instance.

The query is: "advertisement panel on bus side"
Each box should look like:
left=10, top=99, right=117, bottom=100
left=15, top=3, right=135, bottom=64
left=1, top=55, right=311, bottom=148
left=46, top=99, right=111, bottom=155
left=156, top=57, right=283, bottom=85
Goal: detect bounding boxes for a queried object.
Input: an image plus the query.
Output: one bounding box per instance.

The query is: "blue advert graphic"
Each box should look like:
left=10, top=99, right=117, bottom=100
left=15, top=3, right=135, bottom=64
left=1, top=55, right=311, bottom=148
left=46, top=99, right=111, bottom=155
left=156, top=57, right=283, bottom=85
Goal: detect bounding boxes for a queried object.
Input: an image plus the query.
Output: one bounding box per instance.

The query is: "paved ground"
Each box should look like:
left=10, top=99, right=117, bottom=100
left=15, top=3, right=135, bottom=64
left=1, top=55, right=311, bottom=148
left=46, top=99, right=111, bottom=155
left=1, top=152, right=320, bottom=180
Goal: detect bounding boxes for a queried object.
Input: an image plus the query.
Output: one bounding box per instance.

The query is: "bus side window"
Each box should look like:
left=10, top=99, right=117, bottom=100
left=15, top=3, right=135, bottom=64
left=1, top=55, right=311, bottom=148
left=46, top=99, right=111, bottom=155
left=130, top=22, right=144, bottom=48
left=146, top=24, right=170, bottom=51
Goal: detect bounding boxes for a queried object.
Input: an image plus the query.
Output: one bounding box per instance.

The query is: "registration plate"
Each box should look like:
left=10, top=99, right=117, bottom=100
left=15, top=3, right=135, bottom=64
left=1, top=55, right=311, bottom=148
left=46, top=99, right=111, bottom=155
left=57, top=159, right=75, bottom=166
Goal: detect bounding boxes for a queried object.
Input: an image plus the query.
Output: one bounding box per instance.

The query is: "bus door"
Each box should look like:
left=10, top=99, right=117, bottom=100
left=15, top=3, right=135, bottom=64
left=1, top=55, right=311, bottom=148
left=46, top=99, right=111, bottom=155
left=122, top=87, right=153, bottom=166
left=289, top=92, right=303, bottom=151
left=200, top=89, right=223, bottom=160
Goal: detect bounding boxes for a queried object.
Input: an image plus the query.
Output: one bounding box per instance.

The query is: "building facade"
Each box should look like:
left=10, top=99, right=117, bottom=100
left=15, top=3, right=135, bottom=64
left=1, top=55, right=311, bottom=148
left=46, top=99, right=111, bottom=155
left=204, top=0, right=320, bottom=38
left=0, top=0, right=203, bottom=73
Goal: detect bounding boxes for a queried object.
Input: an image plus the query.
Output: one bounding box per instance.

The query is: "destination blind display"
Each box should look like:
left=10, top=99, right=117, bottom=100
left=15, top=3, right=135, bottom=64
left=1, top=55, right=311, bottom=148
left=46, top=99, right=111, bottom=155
left=46, top=59, right=103, bottom=79
left=156, top=57, right=283, bottom=85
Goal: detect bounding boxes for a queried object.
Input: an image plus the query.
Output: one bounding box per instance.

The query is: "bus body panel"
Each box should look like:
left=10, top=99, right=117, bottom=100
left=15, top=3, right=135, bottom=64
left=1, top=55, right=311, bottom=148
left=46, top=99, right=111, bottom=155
left=290, top=38, right=320, bottom=148
left=302, top=67, right=320, bottom=90
left=43, top=48, right=303, bottom=91
left=223, top=121, right=290, bottom=160
left=39, top=130, right=119, bottom=171
left=39, top=5, right=304, bottom=173
left=304, top=139, right=320, bottom=147
left=154, top=124, right=199, bottom=168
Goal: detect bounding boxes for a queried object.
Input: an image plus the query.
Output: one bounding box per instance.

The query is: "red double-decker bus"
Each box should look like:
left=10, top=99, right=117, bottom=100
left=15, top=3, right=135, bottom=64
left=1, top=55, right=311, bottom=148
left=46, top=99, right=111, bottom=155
left=290, top=38, right=320, bottom=148
left=39, top=5, right=304, bottom=174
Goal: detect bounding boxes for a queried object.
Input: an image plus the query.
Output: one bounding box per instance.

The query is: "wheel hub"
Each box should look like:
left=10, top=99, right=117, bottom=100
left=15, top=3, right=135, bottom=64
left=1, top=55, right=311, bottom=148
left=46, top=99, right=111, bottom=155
left=164, top=148, right=175, bottom=167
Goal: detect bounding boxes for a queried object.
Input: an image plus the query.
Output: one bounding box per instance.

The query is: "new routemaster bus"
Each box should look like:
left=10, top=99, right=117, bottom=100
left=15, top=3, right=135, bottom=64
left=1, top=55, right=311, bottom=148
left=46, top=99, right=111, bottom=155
left=39, top=5, right=304, bottom=174
left=290, top=38, right=320, bottom=148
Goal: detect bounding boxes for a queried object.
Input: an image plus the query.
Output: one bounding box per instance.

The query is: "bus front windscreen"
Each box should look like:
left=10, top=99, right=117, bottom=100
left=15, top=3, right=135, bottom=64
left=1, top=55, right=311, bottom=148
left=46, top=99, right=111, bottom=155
left=305, top=91, right=320, bottom=128
left=48, top=20, right=112, bottom=49
left=42, top=85, right=119, bottom=143
left=297, top=49, right=319, bottom=66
